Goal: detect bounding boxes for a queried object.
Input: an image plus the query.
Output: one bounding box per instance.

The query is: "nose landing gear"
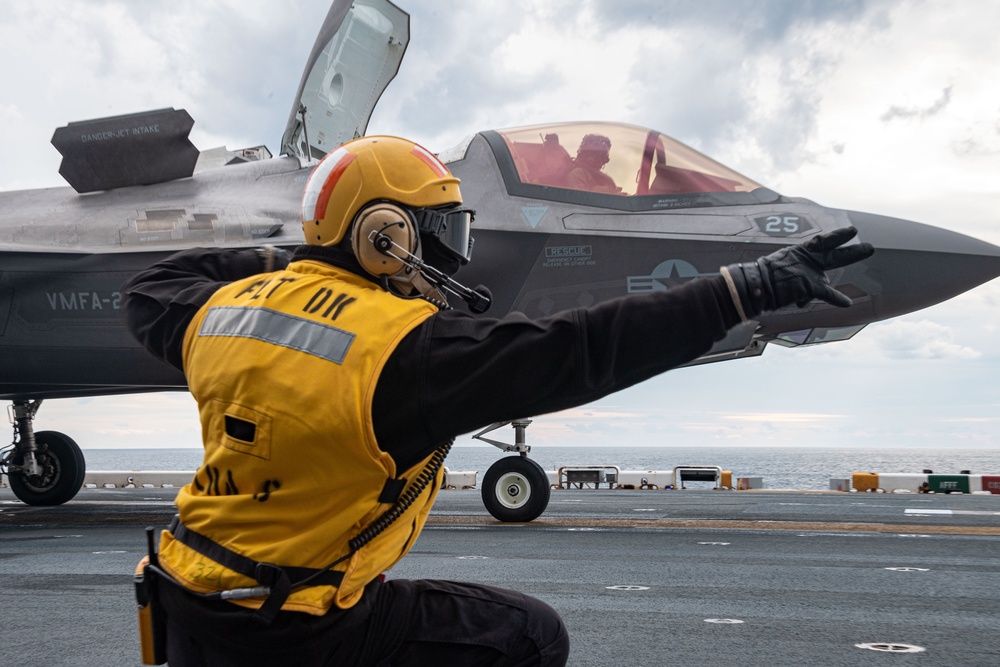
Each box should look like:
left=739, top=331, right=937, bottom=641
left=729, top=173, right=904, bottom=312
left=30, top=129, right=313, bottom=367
left=475, top=420, right=550, bottom=522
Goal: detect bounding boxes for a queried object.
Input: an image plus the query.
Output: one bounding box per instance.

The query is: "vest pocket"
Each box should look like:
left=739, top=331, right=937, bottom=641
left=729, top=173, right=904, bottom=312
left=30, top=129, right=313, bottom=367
left=225, top=415, right=256, bottom=443
left=212, top=400, right=273, bottom=461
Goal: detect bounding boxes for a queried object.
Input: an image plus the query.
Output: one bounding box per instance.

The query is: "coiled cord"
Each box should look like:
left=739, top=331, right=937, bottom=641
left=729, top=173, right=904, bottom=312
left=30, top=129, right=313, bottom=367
left=288, top=438, right=454, bottom=594
left=349, top=439, right=453, bottom=551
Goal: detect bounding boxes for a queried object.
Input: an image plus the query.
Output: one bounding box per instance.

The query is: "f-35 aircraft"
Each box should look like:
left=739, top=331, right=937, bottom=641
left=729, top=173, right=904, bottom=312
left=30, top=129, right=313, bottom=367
left=3, top=0, right=1000, bottom=520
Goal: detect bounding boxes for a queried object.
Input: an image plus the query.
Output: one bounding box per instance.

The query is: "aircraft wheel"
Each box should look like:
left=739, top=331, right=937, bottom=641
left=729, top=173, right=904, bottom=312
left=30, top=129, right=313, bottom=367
left=8, top=431, right=86, bottom=506
left=481, top=456, right=550, bottom=522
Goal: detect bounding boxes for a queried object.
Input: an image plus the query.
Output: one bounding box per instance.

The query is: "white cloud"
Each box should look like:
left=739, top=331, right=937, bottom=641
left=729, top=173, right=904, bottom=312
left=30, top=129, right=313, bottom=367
left=0, top=102, right=22, bottom=123
left=40, top=394, right=202, bottom=450
left=868, top=319, right=982, bottom=360
left=723, top=412, right=845, bottom=425
left=771, top=0, right=1000, bottom=239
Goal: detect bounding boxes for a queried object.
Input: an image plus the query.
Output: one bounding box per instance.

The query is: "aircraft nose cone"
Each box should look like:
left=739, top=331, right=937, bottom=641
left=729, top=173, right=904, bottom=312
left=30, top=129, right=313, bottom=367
left=847, top=210, right=1000, bottom=321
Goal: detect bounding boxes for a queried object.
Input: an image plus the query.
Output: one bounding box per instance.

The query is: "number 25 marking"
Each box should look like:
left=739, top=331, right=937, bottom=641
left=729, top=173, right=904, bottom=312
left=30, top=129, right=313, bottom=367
left=764, top=215, right=800, bottom=233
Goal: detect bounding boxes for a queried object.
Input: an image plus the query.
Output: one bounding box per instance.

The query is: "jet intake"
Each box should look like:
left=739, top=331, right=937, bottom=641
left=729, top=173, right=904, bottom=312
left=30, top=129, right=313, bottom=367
left=51, top=108, right=199, bottom=193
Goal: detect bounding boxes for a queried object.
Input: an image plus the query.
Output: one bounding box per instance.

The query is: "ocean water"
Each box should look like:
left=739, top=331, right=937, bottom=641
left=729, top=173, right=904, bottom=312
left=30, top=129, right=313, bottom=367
left=80, top=446, right=1000, bottom=491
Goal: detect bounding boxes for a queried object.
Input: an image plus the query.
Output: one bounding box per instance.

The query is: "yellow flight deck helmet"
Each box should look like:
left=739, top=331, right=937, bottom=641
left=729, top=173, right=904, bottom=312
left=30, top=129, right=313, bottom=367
left=300, top=136, right=473, bottom=270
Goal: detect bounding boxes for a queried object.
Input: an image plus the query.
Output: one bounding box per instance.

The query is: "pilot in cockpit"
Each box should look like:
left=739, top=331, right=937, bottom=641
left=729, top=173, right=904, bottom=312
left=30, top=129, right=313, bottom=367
left=565, top=133, right=621, bottom=194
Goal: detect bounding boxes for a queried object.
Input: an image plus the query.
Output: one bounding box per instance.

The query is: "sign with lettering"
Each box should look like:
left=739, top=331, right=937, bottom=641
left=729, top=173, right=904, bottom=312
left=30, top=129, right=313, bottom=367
left=928, top=474, right=970, bottom=494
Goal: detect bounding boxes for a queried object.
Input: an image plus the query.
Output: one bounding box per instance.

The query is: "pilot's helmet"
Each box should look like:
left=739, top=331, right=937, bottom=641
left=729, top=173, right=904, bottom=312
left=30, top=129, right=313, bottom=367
left=301, top=136, right=467, bottom=261
left=576, top=134, right=611, bottom=158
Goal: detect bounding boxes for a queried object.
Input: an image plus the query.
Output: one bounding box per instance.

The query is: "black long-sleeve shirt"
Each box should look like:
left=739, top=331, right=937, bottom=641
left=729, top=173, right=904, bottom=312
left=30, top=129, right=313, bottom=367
left=122, top=244, right=742, bottom=471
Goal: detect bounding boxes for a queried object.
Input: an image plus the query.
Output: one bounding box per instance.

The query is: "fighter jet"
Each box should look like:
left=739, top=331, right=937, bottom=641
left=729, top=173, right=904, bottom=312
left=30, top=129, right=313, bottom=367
left=2, top=0, right=1000, bottom=521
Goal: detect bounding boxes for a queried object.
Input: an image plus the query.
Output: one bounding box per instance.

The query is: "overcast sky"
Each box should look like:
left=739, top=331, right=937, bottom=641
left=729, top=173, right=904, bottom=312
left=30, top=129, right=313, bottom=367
left=2, top=0, right=1000, bottom=453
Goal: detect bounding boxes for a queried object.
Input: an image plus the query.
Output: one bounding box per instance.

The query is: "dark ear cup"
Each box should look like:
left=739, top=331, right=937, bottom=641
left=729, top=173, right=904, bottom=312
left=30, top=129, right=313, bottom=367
left=351, top=203, right=418, bottom=277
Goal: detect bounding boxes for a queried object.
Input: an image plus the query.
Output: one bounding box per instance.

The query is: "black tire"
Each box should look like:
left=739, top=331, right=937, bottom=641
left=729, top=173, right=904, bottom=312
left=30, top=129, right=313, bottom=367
left=481, top=456, right=550, bottom=522
left=8, top=431, right=86, bottom=506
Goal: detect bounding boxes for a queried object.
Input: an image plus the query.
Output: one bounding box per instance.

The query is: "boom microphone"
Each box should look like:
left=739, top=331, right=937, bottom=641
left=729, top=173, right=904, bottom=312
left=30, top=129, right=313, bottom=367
left=368, top=229, right=492, bottom=314
left=466, top=285, right=492, bottom=314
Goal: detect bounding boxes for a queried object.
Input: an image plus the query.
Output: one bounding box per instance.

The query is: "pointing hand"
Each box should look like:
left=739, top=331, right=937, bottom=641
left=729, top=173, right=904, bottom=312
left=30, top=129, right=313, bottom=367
left=721, top=226, right=875, bottom=320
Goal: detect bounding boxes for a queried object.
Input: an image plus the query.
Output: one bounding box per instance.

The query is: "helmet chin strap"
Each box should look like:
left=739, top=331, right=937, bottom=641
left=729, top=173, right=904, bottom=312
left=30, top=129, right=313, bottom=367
left=367, top=228, right=492, bottom=314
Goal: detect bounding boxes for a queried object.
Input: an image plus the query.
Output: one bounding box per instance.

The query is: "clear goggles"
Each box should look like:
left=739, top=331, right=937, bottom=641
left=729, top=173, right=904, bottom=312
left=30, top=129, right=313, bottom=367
left=413, top=206, right=476, bottom=264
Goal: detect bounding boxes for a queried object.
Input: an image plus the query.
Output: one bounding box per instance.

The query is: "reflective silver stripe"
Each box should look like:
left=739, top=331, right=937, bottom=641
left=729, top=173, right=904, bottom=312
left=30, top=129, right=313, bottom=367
left=199, top=306, right=355, bottom=364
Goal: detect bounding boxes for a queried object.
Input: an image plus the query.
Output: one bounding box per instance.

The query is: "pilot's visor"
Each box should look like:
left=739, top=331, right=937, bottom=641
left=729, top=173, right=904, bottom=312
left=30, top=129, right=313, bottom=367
left=414, top=206, right=476, bottom=264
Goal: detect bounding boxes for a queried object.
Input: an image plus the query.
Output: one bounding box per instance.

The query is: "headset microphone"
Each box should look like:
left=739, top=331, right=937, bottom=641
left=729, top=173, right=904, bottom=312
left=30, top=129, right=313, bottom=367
left=368, top=228, right=493, bottom=314
left=465, top=284, right=493, bottom=315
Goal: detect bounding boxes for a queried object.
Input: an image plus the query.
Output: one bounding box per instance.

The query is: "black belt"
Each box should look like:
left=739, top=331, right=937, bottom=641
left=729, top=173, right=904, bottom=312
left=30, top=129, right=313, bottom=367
left=167, top=515, right=344, bottom=624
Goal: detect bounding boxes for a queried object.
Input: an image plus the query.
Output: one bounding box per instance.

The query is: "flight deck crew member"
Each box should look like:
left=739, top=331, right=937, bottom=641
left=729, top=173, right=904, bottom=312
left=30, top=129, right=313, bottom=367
left=121, top=135, right=873, bottom=666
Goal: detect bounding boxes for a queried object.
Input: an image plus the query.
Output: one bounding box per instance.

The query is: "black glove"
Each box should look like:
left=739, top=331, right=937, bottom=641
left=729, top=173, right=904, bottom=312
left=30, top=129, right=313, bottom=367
left=721, top=226, right=874, bottom=321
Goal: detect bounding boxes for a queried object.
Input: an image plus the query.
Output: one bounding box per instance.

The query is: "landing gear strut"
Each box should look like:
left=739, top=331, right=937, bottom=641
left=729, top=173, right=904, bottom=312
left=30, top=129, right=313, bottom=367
left=1, top=400, right=85, bottom=505
left=475, top=420, right=550, bottom=522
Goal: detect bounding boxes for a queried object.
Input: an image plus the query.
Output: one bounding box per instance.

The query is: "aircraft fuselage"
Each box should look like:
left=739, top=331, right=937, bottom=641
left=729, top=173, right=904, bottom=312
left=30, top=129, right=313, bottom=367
left=4, top=126, right=1000, bottom=400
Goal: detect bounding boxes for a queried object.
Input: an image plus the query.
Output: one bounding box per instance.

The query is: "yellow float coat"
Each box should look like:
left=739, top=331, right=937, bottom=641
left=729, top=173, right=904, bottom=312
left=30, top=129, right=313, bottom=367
left=157, top=260, right=439, bottom=614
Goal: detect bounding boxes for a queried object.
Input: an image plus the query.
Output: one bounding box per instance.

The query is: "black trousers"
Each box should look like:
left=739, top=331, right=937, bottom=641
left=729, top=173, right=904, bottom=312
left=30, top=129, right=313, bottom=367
left=160, top=577, right=569, bottom=666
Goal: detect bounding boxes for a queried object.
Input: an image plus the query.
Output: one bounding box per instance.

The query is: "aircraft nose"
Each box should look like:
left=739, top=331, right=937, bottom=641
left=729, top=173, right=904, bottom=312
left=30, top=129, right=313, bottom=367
left=846, top=210, right=1000, bottom=321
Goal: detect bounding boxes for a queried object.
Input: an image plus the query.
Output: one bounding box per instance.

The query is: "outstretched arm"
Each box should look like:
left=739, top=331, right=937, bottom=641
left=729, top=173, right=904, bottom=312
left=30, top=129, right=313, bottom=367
left=376, top=276, right=742, bottom=469
left=376, top=228, right=874, bottom=470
